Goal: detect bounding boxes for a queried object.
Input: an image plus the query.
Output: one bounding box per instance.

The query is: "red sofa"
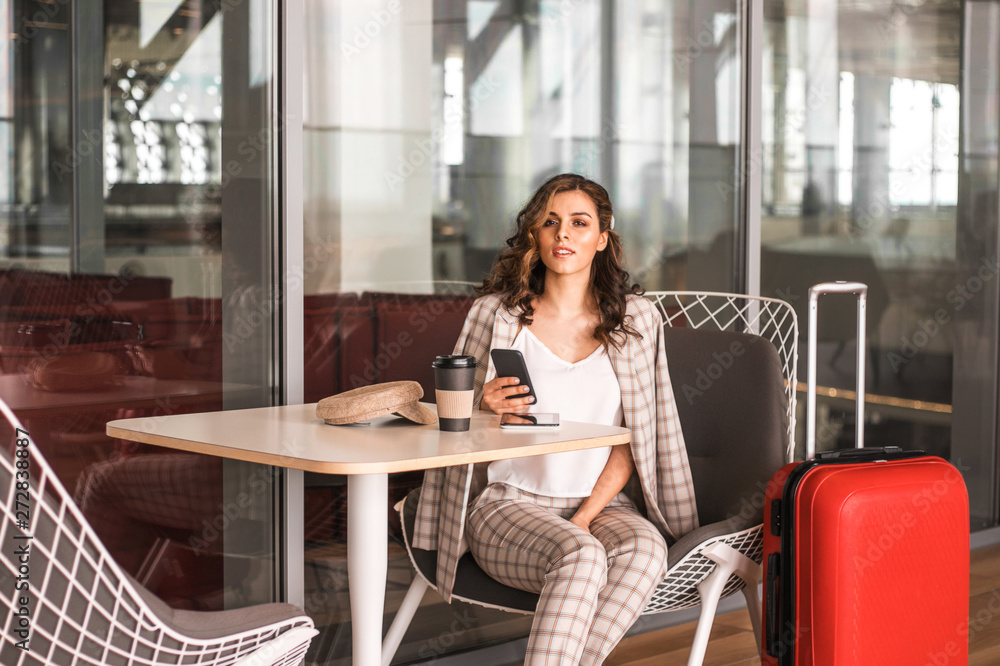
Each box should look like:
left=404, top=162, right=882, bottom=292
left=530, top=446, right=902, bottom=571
left=304, top=290, right=475, bottom=403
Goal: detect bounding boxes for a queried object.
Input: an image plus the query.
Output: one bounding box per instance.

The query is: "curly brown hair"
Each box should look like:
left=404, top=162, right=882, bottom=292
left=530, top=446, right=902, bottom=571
left=478, top=173, right=644, bottom=349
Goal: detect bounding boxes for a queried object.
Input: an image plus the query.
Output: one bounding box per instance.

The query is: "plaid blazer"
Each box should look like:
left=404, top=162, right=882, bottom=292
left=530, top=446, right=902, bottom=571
left=412, top=293, right=699, bottom=601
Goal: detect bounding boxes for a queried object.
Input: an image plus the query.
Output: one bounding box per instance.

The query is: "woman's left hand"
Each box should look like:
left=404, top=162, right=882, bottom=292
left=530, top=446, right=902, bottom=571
left=569, top=512, right=592, bottom=533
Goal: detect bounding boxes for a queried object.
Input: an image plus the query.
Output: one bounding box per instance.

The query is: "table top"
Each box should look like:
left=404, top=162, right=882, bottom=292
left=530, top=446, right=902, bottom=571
left=106, top=403, right=631, bottom=474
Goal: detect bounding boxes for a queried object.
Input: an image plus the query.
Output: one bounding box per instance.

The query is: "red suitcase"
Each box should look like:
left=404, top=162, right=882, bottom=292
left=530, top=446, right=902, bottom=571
left=761, top=282, right=970, bottom=665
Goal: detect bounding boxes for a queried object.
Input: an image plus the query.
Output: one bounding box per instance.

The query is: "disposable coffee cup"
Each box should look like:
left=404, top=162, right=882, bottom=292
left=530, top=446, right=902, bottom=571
left=432, top=355, right=476, bottom=432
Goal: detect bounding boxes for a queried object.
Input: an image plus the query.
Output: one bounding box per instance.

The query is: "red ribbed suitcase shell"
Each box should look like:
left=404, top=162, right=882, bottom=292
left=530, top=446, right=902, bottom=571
left=761, top=455, right=969, bottom=665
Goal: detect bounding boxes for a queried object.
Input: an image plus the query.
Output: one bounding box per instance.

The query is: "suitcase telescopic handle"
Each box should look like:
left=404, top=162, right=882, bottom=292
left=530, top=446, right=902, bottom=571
left=806, top=281, right=867, bottom=460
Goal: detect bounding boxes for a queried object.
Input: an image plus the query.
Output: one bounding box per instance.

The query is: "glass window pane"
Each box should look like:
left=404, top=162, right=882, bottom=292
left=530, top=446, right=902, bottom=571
left=761, top=0, right=998, bottom=534
left=0, top=0, right=280, bottom=613
left=302, top=0, right=744, bottom=660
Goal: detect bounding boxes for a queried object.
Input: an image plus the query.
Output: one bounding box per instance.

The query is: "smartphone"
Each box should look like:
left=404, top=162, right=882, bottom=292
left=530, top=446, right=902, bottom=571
left=499, top=412, right=560, bottom=429
left=490, top=348, right=536, bottom=401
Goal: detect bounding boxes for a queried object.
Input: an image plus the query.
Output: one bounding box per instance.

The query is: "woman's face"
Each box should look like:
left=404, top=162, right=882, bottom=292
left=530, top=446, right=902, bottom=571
left=535, top=190, right=608, bottom=280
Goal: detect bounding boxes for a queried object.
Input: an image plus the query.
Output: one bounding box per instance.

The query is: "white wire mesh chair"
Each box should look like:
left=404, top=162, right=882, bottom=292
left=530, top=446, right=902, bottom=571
left=381, top=291, right=797, bottom=666
left=627, top=291, right=797, bottom=659
left=0, top=397, right=318, bottom=666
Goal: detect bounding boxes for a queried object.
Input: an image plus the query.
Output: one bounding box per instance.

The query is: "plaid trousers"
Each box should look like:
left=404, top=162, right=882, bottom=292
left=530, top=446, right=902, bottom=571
left=467, top=483, right=668, bottom=666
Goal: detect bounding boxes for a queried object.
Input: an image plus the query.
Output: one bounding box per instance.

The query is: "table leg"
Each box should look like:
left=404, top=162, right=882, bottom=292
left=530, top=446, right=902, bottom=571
left=348, top=473, right=389, bottom=666
left=285, top=469, right=305, bottom=609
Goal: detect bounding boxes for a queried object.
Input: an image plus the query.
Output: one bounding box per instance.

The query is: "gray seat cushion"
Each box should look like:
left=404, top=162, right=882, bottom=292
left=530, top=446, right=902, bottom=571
left=665, top=515, right=757, bottom=569
left=126, top=572, right=308, bottom=640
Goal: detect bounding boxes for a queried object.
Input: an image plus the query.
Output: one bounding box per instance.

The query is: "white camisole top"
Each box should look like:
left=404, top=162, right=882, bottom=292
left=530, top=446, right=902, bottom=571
left=487, top=327, right=624, bottom=497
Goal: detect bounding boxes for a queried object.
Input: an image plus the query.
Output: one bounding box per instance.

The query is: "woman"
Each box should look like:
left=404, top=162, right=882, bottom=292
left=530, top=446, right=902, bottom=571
left=412, top=173, right=698, bottom=665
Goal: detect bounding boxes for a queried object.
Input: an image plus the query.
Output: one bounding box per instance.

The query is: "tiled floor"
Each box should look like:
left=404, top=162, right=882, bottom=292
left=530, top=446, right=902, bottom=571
left=603, top=544, right=1000, bottom=665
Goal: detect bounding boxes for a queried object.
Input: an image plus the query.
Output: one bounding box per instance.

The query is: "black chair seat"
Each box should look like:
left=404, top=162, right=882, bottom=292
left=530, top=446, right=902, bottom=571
left=401, top=489, right=539, bottom=612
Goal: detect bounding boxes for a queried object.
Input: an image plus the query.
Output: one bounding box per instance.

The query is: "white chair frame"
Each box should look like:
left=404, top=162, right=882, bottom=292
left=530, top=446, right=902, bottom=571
left=381, top=291, right=797, bottom=666
left=0, top=397, right=317, bottom=666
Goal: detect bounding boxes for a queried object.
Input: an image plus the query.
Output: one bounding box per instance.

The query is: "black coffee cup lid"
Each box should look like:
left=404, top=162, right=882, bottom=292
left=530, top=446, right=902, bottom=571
left=432, top=354, right=476, bottom=368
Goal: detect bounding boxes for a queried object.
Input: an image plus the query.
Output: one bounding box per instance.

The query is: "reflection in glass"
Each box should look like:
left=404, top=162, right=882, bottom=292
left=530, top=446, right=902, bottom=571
left=760, top=0, right=998, bottom=529
left=0, top=0, right=278, bottom=616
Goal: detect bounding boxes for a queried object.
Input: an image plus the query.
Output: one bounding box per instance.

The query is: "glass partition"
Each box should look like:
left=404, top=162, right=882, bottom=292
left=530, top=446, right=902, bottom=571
left=301, top=0, right=745, bottom=661
left=0, top=0, right=280, bottom=611
left=760, top=0, right=999, bottom=529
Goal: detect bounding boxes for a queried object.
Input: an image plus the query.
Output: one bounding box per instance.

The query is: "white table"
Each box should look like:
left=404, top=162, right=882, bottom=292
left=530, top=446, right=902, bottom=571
left=107, top=403, right=629, bottom=666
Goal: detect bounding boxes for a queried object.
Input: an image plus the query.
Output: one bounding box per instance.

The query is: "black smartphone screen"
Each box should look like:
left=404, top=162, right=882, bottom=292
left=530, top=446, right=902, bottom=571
left=490, top=348, right=536, bottom=400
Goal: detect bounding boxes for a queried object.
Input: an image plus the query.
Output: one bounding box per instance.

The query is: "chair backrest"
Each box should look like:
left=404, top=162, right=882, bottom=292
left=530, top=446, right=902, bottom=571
left=662, top=327, right=787, bottom=528
left=646, top=291, right=797, bottom=461
left=0, top=399, right=307, bottom=665
left=645, top=292, right=797, bottom=529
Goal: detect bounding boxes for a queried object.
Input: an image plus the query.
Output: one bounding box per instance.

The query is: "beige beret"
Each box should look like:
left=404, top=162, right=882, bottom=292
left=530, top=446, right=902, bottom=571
left=316, top=381, right=437, bottom=426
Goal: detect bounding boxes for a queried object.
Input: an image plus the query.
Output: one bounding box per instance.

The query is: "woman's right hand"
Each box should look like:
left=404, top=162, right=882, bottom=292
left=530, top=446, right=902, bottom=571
left=481, top=376, right=535, bottom=414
